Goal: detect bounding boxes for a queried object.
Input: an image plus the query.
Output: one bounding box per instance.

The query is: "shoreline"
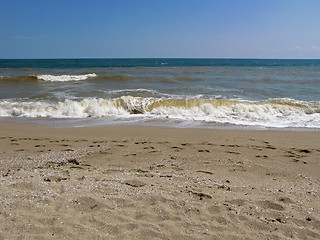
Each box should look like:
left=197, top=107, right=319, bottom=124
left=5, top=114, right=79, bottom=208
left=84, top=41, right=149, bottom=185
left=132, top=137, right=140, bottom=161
left=1, top=117, right=320, bottom=132
left=1, top=121, right=319, bottom=239
left=1, top=119, right=320, bottom=140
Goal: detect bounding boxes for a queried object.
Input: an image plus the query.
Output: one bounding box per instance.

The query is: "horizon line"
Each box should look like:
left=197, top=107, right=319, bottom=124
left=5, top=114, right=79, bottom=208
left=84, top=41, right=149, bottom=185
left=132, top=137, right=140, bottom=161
left=1, top=57, right=320, bottom=60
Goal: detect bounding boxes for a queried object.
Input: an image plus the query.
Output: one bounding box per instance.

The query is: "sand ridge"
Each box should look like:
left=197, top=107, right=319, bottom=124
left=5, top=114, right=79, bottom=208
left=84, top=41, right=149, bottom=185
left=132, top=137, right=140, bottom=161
left=0, top=122, right=319, bottom=239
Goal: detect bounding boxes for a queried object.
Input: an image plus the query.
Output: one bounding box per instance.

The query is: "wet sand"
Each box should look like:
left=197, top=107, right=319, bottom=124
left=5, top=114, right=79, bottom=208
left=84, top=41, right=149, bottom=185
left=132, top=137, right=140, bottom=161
left=0, top=121, right=319, bottom=239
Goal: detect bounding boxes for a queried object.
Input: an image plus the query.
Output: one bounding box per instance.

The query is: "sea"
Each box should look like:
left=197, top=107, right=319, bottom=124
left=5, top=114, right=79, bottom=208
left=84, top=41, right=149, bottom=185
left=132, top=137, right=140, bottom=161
left=0, top=58, right=319, bottom=130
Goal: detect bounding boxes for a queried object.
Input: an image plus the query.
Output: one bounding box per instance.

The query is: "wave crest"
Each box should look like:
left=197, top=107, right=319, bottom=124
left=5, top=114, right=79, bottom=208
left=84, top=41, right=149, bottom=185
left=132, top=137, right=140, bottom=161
left=0, top=97, right=319, bottom=128
left=36, top=73, right=97, bottom=82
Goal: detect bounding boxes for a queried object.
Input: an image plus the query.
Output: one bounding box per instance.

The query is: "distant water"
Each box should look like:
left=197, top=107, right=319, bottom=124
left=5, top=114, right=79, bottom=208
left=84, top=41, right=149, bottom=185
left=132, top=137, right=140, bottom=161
left=0, top=58, right=319, bottom=130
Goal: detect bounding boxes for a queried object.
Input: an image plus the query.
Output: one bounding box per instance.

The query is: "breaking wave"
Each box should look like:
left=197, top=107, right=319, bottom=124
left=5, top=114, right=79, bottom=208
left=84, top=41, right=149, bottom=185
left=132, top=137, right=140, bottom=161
left=0, top=73, right=135, bottom=83
left=0, top=97, right=319, bottom=128
left=36, top=73, right=97, bottom=82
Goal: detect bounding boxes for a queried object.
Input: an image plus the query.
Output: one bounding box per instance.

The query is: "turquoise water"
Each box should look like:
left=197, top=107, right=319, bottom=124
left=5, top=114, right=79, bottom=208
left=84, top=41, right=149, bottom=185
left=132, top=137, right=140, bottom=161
left=0, top=59, right=319, bottom=129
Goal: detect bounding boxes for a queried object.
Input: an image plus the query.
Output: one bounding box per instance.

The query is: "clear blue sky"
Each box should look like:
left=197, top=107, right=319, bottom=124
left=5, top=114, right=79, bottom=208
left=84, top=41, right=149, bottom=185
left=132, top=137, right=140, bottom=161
left=1, top=0, right=319, bottom=59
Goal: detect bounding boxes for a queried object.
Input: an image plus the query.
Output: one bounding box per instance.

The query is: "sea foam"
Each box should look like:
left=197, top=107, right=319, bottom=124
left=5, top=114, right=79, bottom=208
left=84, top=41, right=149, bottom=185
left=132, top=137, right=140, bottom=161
left=0, top=97, right=319, bottom=128
left=36, top=73, right=97, bottom=82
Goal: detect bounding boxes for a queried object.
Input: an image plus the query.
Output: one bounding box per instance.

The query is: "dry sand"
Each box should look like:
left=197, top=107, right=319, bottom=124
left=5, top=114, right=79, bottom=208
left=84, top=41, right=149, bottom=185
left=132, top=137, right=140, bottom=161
left=0, top=121, right=319, bottom=239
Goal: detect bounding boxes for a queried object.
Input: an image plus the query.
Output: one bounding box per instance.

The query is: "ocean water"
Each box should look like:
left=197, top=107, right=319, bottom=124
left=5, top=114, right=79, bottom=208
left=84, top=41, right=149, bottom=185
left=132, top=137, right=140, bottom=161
left=0, top=58, right=319, bottom=130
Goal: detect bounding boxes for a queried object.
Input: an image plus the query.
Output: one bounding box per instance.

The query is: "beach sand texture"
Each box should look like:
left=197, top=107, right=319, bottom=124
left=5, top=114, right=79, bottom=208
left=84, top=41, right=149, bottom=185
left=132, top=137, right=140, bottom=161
left=0, top=122, right=319, bottom=239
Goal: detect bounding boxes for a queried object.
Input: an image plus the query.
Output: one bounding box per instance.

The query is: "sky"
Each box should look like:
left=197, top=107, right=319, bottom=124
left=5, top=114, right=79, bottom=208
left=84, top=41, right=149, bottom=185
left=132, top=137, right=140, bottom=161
left=0, top=0, right=320, bottom=59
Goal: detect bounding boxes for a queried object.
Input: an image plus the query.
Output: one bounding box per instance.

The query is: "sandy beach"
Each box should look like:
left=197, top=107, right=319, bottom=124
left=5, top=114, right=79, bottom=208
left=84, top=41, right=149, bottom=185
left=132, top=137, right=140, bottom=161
left=0, top=121, right=319, bottom=239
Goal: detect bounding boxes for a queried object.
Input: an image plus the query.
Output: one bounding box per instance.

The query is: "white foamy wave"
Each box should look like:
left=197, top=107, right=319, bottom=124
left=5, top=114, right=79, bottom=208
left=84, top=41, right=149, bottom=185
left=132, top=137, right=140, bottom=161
left=150, top=101, right=320, bottom=128
left=0, top=99, right=128, bottom=118
left=0, top=97, right=319, bottom=128
left=36, top=73, right=97, bottom=82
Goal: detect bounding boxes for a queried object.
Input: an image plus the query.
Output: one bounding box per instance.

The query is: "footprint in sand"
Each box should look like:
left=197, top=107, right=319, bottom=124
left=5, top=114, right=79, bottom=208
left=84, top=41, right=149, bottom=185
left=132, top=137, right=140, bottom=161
left=228, top=144, right=240, bottom=148
left=198, top=149, right=210, bottom=153
left=171, top=146, right=183, bottom=151
left=278, top=197, right=294, bottom=204
left=299, top=149, right=311, bottom=153
left=35, top=145, right=45, bottom=148
left=124, top=180, right=146, bottom=188
left=73, top=197, right=107, bottom=212
left=208, top=205, right=222, bottom=214
left=226, top=151, right=240, bottom=155
left=144, top=146, right=154, bottom=150
left=257, top=200, right=285, bottom=211
left=196, top=170, right=213, bottom=175
left=63, top=149, right=74, bottom=152
left=181, top=143, right=191, bottom=146
left=44, top=176, right=68, bottom=182
left=266, top=145, right=276, bottom=150
left=188, top=191, right=212, bottom=200
left=228, top=199, right=246, bottom=206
